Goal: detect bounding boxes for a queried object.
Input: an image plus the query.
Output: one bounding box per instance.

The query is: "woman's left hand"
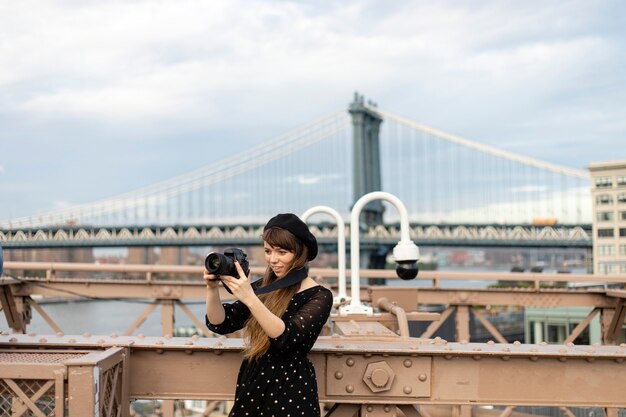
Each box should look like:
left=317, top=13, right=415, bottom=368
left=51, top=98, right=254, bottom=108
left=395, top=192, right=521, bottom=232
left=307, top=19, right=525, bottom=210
left=220, top=261, right=257, bottom=306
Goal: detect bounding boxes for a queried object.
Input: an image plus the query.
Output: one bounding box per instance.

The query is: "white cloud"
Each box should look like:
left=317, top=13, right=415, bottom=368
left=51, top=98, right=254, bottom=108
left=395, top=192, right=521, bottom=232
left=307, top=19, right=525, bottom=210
left=0, top=0, right=624, bottom=220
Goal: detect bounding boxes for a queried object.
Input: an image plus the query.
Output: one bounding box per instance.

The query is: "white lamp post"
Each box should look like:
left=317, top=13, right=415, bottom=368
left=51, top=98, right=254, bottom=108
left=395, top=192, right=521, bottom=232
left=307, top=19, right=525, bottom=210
left=339, top=191, right=420, bottom=316
left=301, top=206, right=348, bottom=305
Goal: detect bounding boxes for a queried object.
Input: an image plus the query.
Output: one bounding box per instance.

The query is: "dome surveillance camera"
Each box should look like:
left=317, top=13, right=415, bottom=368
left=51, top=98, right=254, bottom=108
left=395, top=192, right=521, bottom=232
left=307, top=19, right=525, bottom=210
left=396, top=260, right=419, bottom=280
left=392, top=241, right=420, bottom=280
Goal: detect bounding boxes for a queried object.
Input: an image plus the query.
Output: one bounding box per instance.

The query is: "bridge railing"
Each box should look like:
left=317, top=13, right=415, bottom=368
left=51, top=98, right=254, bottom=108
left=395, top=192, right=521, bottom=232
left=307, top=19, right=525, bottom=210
left=2, top=261, right=625, bottom=345
left=4, top=260, right=626, bottom=287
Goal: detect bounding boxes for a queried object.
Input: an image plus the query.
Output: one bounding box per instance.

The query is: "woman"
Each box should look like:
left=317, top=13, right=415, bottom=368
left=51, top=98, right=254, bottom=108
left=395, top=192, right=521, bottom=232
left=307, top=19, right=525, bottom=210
left=204, top=213, right=333, bottom=417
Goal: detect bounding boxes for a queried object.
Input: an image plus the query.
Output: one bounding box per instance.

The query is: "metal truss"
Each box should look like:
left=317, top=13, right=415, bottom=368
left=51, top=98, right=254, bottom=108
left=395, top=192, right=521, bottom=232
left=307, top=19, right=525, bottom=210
left=0, top=333, right=624, bottom=417
left=0, top=223, right=592, bottom=248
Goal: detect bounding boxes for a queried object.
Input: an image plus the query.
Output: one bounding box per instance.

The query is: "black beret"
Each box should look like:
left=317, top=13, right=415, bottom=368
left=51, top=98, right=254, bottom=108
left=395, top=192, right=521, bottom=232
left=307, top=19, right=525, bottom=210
left=264, top=213, right=318, bottom=261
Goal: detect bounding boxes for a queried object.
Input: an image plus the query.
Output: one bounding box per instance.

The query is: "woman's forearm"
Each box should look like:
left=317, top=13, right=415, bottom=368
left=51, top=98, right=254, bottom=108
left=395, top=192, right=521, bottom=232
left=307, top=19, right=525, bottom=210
left=246, top=298, right=285, bottom=338
left=205, top=286, right=226, bottom=325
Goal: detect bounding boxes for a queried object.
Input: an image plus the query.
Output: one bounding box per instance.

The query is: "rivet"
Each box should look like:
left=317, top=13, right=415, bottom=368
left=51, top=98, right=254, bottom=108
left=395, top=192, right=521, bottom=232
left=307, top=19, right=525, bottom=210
left=164, top=334, right=172, bottom=339
left=184, top=340, right=194, bottom=345
left=1, top=331, right=9, bottom=336
left=28, top=332, right=36, bottom=337
left=502, top=348, right=510, bottom=353
left=444, top=347, right=452, bottom=351
left=38, top=338, right=47, bottom=343
left=460, top=340, right=468, bottom=344
left=620, top=343, right=626, bottom=348
left=367, top=405, right=373, bottom=412
left=346, top=358, right=355, bottom=367
left=473, top=347, right=482, bottom=352
left=185, top=349, right=193, bottom=355
left=68, top=339, right=76, bottom=344
left=9, top=337, right=17, bottom=343
left=345, top=385, right=354, bottom=393
left=331, top=333, right=340, bottom=338
left=615, top=358, right=624, bottom=363
left=156, top=349, right=164, bottom=354
left=487, top=340, right=495, bottom=345
left=403, top=386, right=413, bottom=394
left=530, top=348, right=538, bottom=353
left=540, top=341, right=547, bottom=346
left=83, top=332, right=92, bottom=338
left=502, top=356, right=510, bottom=361
left=559, top=357, right=567, bottom=362
left=587, top=348, right=595, bottom=354
left=137, top=333, right=145, bottom=339
left=566, top=342, right=574, bottom=347
left=364, top=353, right=372, bottom=357
left=334, top=371, right=343, bottom=380
left=559, top=348, right=567, bottom=354
left=335, top=344, right=343, bottom=349
left=384, top=405, right=391, bottom=412
left=513, top=341, right=521, bottom=345
left=444, top=354, right=453, bottom=360
left=418, top=374, right=427, bottom=382
left=110, top=333, right=118, bottom=338
left=529, top=356, right=538, bottom=361
left=192, top=335, right=200, bottom=340
left=473, top=355, right=481, bottom=361
left=403, top=359, right=412, bottom=368
left=156, top=340, right=164, bottom=345
left=586, top=357, right=595, bottom=363
left=97, top=339, right=105, bottom=344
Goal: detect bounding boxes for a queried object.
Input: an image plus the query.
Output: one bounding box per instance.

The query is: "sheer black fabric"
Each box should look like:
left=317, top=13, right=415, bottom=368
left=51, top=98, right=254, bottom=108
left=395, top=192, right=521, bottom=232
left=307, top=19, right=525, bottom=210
left=206, top=285, right=333, bottom=417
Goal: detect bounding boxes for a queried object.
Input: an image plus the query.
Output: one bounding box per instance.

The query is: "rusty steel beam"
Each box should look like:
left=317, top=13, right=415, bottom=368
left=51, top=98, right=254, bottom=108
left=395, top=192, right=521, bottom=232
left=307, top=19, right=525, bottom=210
left=369, top=287, right=619, bottom=309
left=7, top=279, right=620, bottom=311
left=1, top=333, right=625, bottom=407
left=563, top=308, right=600, bottom=345
left=0, top=284, right=24, bottom=332
left=471, top=308, right=508, bottom=344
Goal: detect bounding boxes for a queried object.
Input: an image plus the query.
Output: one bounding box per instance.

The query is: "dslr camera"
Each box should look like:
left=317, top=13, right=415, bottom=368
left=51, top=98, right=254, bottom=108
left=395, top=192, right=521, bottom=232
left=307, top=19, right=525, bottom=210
left=205, top=248, right=250, bottom=278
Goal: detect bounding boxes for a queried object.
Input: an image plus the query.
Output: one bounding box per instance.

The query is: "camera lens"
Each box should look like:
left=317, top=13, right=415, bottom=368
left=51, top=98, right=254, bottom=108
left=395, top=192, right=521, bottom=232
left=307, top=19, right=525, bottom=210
left=205, top=253, right=235, bottom=275
left=207, top=255, right=222, bottom=270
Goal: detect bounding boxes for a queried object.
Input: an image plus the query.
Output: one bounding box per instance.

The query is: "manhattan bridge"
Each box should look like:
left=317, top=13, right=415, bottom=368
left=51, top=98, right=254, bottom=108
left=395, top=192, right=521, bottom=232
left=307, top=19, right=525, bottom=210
left=0, top=93, right=592, bottom=249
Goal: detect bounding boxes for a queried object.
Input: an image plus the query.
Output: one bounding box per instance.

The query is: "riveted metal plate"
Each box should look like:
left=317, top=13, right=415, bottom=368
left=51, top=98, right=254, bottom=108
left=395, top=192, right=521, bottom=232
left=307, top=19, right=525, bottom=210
left=326, top=354, right=431, bottom=399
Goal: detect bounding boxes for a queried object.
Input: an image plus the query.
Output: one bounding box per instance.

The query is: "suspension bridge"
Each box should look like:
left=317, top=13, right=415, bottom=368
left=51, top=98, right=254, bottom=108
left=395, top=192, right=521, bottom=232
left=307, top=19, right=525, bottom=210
left=0, top=93, right=592, bottom=249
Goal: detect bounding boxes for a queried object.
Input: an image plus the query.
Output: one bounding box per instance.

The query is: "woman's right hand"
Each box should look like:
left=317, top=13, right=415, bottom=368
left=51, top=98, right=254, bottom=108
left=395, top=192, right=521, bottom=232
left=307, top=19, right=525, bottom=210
left=203, top=269, right=221, bottom=289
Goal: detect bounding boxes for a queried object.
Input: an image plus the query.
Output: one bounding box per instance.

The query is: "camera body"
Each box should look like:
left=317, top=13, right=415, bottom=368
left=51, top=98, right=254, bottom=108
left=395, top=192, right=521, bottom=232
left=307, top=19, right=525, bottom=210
left=205, top=248, right=250, bottom=278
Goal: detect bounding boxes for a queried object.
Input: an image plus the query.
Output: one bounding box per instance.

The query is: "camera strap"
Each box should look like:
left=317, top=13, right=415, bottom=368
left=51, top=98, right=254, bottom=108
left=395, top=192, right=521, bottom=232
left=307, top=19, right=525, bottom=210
left=253, top=267, right=308, bottom=295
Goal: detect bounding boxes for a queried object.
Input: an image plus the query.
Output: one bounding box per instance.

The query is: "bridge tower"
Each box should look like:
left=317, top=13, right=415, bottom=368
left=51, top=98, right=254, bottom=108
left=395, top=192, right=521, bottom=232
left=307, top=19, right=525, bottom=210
left=349, top=92, right=384, bottom=225
left=349, top=93, right=387, bottom=273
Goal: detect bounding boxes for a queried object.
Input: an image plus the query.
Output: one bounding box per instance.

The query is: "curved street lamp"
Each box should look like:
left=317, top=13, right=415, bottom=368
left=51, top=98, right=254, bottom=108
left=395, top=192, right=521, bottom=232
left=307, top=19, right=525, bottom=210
left=301, top=206, right=348, bottom=306
left=340, top=191, right=420, bottom=315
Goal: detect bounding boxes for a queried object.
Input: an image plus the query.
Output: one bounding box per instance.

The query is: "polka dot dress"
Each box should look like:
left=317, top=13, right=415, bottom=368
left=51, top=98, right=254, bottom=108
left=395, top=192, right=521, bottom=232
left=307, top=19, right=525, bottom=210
left=206, top=285, right=333, bottom=417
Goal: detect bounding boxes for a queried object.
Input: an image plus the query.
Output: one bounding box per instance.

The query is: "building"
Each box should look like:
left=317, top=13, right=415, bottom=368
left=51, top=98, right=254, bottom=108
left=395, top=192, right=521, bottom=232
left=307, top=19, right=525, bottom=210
left=588, top=160, right=626, bottom=274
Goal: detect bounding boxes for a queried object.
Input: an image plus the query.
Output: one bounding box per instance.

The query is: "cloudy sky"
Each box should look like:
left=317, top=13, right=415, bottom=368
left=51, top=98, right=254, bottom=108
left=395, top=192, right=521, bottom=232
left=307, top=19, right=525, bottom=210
left=0, top=0, right=625, bottom=222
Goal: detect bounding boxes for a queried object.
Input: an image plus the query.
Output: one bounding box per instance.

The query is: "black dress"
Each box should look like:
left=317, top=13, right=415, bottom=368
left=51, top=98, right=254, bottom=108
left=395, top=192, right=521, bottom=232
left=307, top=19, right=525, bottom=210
left=206, top=285, right=333, bottom=417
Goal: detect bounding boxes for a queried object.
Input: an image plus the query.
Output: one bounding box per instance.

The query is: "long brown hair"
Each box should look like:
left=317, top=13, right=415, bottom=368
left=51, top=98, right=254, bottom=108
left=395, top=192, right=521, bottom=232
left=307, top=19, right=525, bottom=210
left=243, top=227, right=309, bottom=360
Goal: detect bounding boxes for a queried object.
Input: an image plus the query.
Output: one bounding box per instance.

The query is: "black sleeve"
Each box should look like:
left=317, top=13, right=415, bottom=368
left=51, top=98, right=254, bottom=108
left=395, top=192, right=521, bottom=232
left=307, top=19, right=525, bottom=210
left=269, top=288, right=333, bottom=353
left=205, top=301, right=250, bottom=335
